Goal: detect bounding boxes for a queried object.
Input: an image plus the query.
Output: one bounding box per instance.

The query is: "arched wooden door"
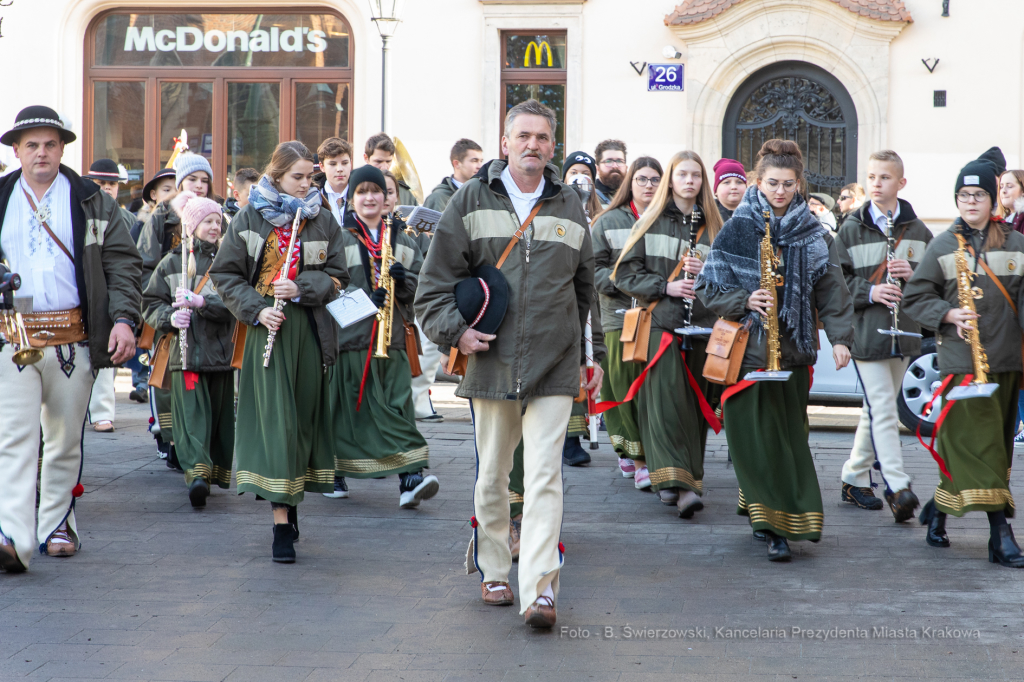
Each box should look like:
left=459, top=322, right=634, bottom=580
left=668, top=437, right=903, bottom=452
left=723, top=61, right=858, bottom=199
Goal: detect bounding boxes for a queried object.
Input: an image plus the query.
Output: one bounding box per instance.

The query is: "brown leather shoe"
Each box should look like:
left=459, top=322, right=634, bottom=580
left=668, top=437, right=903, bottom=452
left=0, top=533, right=25, bottom=573
left=46, top=524, right=76, bottom=558
left=886, top=487, right=920, bottom=524
left=508, top=516, right=522, bottom=562
left=524, top=595, right=556, bottom=628
left=481, top=581, right=514, bottom=605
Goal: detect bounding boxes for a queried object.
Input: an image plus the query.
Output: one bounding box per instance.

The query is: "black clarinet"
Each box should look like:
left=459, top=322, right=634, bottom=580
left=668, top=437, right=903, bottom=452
left=885, top=210, right=902, bottom=358
left=679, top=204, right=702, bottom=351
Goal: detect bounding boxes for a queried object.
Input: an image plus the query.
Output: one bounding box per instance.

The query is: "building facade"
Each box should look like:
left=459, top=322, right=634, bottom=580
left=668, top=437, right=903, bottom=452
left=0, top=0, right=1020, bottom=226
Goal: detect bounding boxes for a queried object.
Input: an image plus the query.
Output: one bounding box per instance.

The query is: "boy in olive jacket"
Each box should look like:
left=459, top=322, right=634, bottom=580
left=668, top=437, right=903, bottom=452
left=835, top=151, right=932, bottom=522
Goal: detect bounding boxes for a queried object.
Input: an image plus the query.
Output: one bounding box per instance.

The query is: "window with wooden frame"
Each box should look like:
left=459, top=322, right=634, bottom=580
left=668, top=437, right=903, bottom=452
left=85, top=9, right=354, bottom=202
left=500, top=31, right=567, bottom=167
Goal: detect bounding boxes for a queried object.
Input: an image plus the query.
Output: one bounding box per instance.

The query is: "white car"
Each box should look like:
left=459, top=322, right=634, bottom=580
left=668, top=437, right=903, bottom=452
left=811, top=333, right=941, bottom=436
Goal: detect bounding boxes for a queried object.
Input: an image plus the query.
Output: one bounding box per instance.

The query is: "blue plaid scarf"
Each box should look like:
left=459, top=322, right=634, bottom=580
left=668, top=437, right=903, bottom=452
left=248, top=175, right=322, bottom=227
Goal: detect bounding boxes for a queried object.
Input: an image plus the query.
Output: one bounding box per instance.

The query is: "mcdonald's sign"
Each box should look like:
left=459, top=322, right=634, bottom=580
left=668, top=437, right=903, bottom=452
left=524, top=40, right=553, bottom=68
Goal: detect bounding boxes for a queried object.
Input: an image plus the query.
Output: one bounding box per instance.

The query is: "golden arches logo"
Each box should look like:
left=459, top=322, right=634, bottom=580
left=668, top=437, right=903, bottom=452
left=524, top=40, right=553, bottom=68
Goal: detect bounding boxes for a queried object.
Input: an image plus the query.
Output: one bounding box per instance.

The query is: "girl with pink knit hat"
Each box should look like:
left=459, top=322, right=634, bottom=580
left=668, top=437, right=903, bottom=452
left=142, top=191, right=237, bottom=508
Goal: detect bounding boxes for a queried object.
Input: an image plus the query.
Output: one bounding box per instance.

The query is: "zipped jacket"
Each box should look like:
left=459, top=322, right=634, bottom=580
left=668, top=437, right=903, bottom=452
left=336, top=217, right=422, bottom=353
left=209, top=203, right=349, bottom=367
left=835, top=199, right=933, bottom=360
left=614, top=202, right=716, bottom=333
left=415, top=160, right=597, bottom=400
left=902, top=221, right=1024, bottom=375
left=423, top=177, right=457, bottom=212
left=0, top=166, right=143, bottom=369
left=591, top=205, right=636, bottom=332
left=143, top=241, right=236, bottom=372
left=137, top=200, right=180, bottom=288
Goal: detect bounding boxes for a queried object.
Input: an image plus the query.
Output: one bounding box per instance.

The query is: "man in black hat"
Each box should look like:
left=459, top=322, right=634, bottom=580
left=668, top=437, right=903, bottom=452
left=0, top=106, right=142, bottom=573
left=416, top=99, right=603, bottom=628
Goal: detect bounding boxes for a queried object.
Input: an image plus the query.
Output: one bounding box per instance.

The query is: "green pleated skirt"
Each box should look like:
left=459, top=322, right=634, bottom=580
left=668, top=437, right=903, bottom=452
left=724, top=366, right=823, bottom=541
left=600, top=329, right=645, bottom=461
left=171, top=370, right=235, bottom=489
left=934, top=372, right=1018, bottom=517
left=234, top=297, right=335, bottom=505
left=330, top=348, right=429, bottom=479
left=636, top=330, right=715, bottom=495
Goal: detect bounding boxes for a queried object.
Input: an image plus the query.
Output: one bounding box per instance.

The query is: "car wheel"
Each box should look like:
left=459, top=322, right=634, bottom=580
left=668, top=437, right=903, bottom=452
left=897, top=337, right=940, bottom=436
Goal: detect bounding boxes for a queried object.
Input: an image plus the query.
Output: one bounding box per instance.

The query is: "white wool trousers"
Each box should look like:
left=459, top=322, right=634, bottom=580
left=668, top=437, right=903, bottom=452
left=0, top=344, right=94, bottom=568
left=88, top=367, right=116, bottom=424
left=411, top=323, right=444, bottom=418
left=471, top=394, right=572, bottom=614
left=842, top=357, right=912, bottom=493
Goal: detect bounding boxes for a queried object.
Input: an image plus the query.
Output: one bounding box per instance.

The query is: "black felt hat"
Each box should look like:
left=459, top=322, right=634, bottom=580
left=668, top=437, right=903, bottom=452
left=142, top=168, right=178, bottom=203
left=454, top=264, right=509, bottom=336
left=83, top=158, right=122, bottom=182
left=1, top=105, right=76, bottom=146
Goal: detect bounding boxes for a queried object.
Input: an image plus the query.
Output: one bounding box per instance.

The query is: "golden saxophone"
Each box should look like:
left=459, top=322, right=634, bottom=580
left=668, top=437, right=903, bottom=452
left=760, top=209, right=784, bottom=372
left=262, top=212, right=302, bottom=368
left=373, top=215, right=396, bottom=359
left=954, top=232, right=989, bottom=384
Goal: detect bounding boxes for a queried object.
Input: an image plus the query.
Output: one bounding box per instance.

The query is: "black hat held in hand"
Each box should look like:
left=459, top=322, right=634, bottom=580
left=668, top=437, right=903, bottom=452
left=455, top=264, right=509, bottom=336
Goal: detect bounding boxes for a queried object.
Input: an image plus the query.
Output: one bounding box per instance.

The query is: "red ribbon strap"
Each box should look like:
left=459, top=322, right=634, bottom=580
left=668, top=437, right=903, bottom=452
left=357, top=319, right=378, bottom=412
left=592, top=332, right=720, bottom=434
left=915, top=373, right=970, bottom=482
left=183, top=370, right=199, bottom=391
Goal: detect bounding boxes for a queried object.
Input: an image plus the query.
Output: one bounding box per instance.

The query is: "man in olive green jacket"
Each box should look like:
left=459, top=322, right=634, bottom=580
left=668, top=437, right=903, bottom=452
left=0, top=107, right=142, bottom=571
left=834, top=151, right=932, bottom=521
left=415, top=100, right=601, bottom=628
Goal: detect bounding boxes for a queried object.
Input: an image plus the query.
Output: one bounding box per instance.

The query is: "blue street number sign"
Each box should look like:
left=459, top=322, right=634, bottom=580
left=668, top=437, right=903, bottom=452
left=647, top=63, right=684, bottom=92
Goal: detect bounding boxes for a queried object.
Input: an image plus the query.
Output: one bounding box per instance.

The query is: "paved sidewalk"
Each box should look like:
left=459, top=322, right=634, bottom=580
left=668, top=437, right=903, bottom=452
left=2, top=381, right=1024, bottom=681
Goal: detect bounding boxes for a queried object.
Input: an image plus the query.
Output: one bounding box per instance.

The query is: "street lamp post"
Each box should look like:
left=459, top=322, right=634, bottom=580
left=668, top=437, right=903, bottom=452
left=368, top=0, right=403, bottom=133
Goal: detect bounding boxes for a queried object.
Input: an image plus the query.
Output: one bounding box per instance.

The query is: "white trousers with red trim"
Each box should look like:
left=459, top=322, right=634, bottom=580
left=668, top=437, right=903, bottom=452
left=88, top=367, right=116, bottom=424
left=0, top=344, right=94, bottom=568
left=842, top=357, right=911, bottom=493
left=471, top=395, right=571, bottom=614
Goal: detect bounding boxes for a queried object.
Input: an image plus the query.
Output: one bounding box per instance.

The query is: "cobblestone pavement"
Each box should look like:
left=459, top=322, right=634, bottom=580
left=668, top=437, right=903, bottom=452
left=3, top=380, right=1024, bottom=681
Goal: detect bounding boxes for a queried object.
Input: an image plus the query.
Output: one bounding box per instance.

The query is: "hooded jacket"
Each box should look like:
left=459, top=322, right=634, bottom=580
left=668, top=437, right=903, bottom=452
left=902, top=221, right=1024, bottom=375
left=614, top=202, right=716, bottom=333
left=0, top=165, right=143, bottom=369
left=423, top=176, right=458, bottom=212
left=415, top=160, right=599, bottom=400
left=337, top=215, right=422, bottom=353
left=209, top=203, right=350, bottom=367
left=591, top=205, right=636, bottom=331
left=835, top=199, right=933, bottom=361
left=143, top=241, right=236, bottom=372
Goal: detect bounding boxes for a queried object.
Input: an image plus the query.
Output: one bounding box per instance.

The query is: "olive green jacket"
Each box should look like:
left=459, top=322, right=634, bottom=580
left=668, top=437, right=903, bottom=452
left=902, top=222, right=1024, bottom=375
left=137, top=200, right=180, bottom=288
left=591, top=205, right=636, bottom=332
left=143, top=241, right=236, bottom=372
left=697, top=231, right=854, bottom=371
left=336, top=220, right=422, bottom=353
left=415, top=160, right=599, bottom=400
left=209, top=203, right=349, bottom=367
left=614, top=203, right=716, bottom=332
left=423, top=177, right=458, bottom=212
left=0, top=166, right=143, bottom=369
left=835, top=199, right=933, bottom=361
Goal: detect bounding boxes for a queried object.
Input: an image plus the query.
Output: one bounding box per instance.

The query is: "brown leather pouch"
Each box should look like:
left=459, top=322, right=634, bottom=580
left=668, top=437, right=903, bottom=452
left=446, top=349, right=468, bottom=377
left=620, top=307, right=651, bottom=363
left=703, top=319, right=750, bottom=386
left=138, top=322, right=156, bottom=350
left=404, top=322, right=422, bottom=378
left=148, top=334, right=173, bottom=390
left=22, top=307, right=87, bottom=348
left=230, top=321, right=247, bottom=370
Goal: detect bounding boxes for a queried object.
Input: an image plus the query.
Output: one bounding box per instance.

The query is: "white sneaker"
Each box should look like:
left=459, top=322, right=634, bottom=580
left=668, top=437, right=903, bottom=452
left=399, top=474, right=440, bottom=508
left=634, top=466, right=651, bottom=490
left=618, top=458, right=636, bottom=478
left=323, top=476, right=349, bottom=499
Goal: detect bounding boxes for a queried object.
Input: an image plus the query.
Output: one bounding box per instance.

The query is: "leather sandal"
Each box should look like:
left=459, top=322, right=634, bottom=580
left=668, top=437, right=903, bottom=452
left=524, top=595, right=556, bottom=628
left=481, top=581, right=514, bottom=605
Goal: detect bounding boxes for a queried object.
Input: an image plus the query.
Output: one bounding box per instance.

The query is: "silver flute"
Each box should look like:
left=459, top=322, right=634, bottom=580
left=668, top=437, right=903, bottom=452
left=263, top=212, right=303, bottom=368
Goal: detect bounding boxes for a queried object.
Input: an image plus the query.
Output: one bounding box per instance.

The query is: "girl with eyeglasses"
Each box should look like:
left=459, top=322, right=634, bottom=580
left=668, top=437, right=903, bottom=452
left=590, top=157, right=663, bottom=480
left=695, top=140, right=854, bottom=562
left=902, top=159, right=1024, bottom=568
left=611, top=151, right=722, bottom=515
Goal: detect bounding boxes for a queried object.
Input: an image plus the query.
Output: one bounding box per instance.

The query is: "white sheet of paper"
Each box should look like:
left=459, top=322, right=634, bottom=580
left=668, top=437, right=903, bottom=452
left=327, top=289, right=379, bottom=328
left=397, top=205, right=442, bottom=233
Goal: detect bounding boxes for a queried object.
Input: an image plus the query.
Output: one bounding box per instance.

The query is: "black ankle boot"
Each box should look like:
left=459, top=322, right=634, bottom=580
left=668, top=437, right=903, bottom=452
left=287, top=506, right=299, bottom=542
left=919, top=498, right=950, bottom=547
left=764, top=530, right=791, bottom=562
left=989, top=524, right=1024, bottom=568
left=272, top=524, right=296, bottom=563
left=562, top=436, right=591, bottom=467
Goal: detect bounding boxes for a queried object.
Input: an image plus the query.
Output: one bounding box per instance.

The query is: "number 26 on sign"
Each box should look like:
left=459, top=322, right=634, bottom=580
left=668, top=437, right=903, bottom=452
left=648, top=63, right=683, bottom=92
